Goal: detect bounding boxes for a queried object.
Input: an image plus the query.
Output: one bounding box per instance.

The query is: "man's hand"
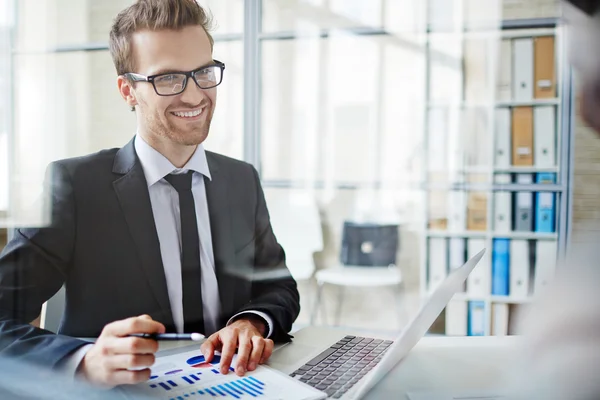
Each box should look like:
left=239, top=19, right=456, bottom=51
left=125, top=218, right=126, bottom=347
left=201, top=317, right=274, bottom=376
left=77, top=315, right=165, bottom=388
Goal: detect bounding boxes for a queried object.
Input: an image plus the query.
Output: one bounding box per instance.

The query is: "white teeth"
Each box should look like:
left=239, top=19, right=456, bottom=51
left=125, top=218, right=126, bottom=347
left=173, top=109, right=203, bottom=118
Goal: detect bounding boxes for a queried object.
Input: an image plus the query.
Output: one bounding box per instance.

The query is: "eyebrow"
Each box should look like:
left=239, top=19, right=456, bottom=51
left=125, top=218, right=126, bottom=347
left=149, top=61, right=216, bottom=76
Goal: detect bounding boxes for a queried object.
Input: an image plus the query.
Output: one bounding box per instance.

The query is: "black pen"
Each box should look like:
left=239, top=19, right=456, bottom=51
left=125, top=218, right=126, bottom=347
left=129, top=333, right=205, bottom=341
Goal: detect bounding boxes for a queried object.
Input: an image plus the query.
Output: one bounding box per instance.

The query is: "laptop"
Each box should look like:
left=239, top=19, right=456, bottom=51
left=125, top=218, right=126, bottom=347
left=270, top=248, right=486, bottom=399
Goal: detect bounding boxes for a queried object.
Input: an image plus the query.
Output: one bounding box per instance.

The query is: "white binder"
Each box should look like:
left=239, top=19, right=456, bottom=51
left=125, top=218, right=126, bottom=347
left=513, top=38, right=534, bottom=101
left=467, top=239, right=490, bottom=297
left=510, top=239, right=530, bottom=298
left=449, top=238, right=467, bottom=292
left=534, top=240, right=558, bottom=295
left=494, top=108, right=511, bottom=167
left=447, top=191, right=467, bottom=231
left=492, top=303, right=510, bottom=336
left=493, top=174, right=512, bottom=233
left=445, top=300, right=468, bottom=336
left=534, top=106, right=556, bottom=168
left=428, top=238, right=448, bottom=291
left=497, top=39, right=512, bottom=101
left=515, top=174, right=534, bottom=232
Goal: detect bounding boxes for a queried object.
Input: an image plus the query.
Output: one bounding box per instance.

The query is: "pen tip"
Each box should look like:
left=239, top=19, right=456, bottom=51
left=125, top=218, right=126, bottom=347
left=191, top=333, right=205, bottom=341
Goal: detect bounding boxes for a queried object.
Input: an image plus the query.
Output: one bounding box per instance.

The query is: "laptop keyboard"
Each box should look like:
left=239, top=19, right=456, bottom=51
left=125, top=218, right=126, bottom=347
left=289, top=335, right=392, bottom=398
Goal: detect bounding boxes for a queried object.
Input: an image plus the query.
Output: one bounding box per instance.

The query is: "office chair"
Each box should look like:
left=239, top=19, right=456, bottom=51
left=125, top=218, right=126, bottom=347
left=311, top=222, right=403, bottom=327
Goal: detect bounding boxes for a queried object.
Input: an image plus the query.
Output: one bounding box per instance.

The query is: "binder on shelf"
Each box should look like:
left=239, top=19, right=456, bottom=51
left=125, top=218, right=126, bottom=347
left=464, top=38, right=490, bottom=103
left=493, top=174, right=512, bottom=233
left=491, top=303, right=510, bottom=336
left=468, top=301, right=486, bottom=336
left=513, top=38, right=534, bottom=101
left=534, top=240, right=558, bottom=295
left=496, top=39, right=512, bottom=102
left=492, top=239, right=510, bottom=296
left=512, top=107, right=534, bottom=166
left=534, top=36, right=556, bottom=99
left=446, top=299, right=468, bottom=336
left=467, top=239, right=490, bottom=297
left=510, top=239, right=530, bottom=298
left=467, top=192, right=487, bottom=231
left=449, top=238, right=467, bottom=292
left=535, top=173, right=556, bottom=233
left=494, top=108, right=511, bottom=168
left=429, top=191, right=448, bottom=230
left=428, top=238, right=448, bottom=291
left=534, top=106, right=557, bottom=168
left=515, top=174, right=534, bottom=232
left=447, top=191, right=467, bottom=231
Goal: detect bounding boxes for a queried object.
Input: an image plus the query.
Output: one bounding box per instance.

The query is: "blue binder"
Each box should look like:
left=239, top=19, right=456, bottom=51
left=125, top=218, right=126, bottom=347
left=535, top=173, right=556, bottom=233
left=468, top=301, right=486, bottom=336
left=492, top=239, right=510, bottom=296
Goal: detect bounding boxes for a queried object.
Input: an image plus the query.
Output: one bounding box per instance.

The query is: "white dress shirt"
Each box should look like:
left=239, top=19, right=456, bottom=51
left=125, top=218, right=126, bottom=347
left=63, top=135, right=272, bottom=375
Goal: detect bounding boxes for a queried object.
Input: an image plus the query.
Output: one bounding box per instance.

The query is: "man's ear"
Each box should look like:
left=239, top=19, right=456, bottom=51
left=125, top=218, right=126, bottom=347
left=117, top=76, right=138, bottom=110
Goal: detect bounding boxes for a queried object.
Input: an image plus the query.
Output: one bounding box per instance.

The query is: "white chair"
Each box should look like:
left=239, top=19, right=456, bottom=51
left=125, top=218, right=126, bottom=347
left=311, top=222, right=403, bottom=327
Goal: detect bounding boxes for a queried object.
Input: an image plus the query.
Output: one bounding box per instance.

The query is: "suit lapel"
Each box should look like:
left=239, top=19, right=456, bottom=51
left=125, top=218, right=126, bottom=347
left=112, top=139, right=174, bottom=328
left=204, top=154, right=236, bottom=321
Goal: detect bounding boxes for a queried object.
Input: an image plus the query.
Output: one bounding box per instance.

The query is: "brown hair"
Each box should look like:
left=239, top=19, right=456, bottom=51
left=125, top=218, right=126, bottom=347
left=109, top=0, right=214, bottom=76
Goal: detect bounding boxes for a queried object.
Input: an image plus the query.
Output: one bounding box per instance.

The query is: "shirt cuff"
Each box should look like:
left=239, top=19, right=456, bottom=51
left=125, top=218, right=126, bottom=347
left=60, top=343, right=93, bottom=378
left=227, top=310, right=274, bottom=339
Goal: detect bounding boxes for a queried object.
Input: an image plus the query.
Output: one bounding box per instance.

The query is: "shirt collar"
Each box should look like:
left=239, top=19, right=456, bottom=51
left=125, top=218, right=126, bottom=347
left=134, top=134, right=212, bottom=187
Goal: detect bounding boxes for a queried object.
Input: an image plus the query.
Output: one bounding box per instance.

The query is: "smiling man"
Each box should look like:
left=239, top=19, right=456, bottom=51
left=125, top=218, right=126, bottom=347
left=0, top=0, right=299, bottom=389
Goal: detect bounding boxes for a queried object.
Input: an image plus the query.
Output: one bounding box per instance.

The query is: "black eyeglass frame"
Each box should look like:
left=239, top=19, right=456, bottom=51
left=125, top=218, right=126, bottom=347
left=124, top=60, right=226, bottom=96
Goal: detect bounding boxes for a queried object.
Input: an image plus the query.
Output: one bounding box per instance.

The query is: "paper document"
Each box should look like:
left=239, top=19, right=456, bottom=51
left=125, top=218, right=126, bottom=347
left=123, top=349, right=325, bottom=400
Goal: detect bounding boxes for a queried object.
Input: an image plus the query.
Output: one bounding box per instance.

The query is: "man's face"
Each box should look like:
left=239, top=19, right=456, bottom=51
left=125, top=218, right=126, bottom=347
left=129, top=26, right=216, bottom=146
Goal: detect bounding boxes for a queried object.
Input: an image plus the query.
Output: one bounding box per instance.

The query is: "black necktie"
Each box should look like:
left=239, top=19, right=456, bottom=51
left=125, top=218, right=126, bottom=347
left=164, top=172, right=205, bottom=334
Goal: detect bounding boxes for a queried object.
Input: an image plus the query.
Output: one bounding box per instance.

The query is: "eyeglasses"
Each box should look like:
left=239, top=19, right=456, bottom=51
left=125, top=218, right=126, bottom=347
left=124, top=60, right=225, bottom=96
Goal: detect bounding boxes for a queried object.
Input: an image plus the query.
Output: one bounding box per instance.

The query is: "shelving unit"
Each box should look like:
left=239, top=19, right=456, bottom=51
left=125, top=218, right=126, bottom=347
left=420, top=11, right=571, bottom=336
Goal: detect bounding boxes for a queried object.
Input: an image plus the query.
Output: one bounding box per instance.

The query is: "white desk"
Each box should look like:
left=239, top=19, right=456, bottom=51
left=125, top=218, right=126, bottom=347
left=155, top=326, right=519, bottom=399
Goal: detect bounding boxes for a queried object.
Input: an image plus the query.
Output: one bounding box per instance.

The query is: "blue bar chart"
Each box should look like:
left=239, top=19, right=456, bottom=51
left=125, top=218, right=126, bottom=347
left=126, top=349, right=325, bottom=400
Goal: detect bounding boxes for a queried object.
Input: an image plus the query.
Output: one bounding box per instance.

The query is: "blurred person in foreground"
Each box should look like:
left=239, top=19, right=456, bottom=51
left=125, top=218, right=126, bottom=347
left=0, top=0, right=299, bottom=390
left=510, top=1, right=600, bottom=398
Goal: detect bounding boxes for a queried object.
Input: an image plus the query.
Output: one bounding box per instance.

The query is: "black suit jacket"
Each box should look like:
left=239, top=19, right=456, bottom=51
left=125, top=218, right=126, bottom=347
left=0, top=138, right=300, bottom=367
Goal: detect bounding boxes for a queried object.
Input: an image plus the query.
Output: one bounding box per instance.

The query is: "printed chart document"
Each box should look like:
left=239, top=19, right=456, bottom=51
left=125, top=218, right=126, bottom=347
left=123, top=349, right=325, bottom=400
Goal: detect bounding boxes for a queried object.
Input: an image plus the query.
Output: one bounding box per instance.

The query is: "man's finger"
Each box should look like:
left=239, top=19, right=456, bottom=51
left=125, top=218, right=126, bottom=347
left=234, top=335, right=253, bottom=376
left=219, top=333, right=238, bottom=375
left=111, top=368, right=152, bottom=386
left=106, top=353, right=156, bottom=370
left=201, top=333, right=220, bottom=363
left=248, top=337, right=265, bottom=371
left=107, top=336, right=159, bottom=355
left=103, top=316, right=165, bottom=338
left=260, top=339, right=274, bottom=364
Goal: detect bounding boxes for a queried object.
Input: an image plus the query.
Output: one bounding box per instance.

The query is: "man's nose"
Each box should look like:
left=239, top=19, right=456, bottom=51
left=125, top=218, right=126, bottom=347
left=180, top=77, right=208, bottom=105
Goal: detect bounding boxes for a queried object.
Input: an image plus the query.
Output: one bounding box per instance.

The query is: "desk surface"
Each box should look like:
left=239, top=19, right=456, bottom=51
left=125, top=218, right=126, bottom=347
left=156, top=326, right=520, bottom=399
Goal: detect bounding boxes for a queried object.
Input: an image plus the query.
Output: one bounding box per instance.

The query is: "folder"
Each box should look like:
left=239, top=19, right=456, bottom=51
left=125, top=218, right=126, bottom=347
left=428, top=238, right=448, bottom=291
left=468, top=301, right=486, bottom=336
left=494, top=108, right=511, bottom=167
left=464, top=38, right=490, bottom=103
left=492, top=239, right=510, bottom=296
left=515, top=174, right=534, bottom=232
left=445, top=300, right=468, bottom=336
left=512, top=107, right=534, bottom=166
left=534, top=36, right=556, bottom=99
left=491, top=303, right=509, bottom=336
left=496, top=39, right=512, bottom=101
left=534, top=240, right=558, bottom=295
left=510, top=239, right=530, bottom=298
left=513, top=38, right=534, bottom=101
left=534, top=106, right=556, bottom=168
left=447, top=191, right=467, bottom=231
left=493, top=174, right=512, bottom=233
left=467, top=192, right=487, bottom=231
left=467, top=239, right=490, bottom=297
left=449, top=238, right=467, bottom=292
left=535, top=173, right=556, bottom=233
